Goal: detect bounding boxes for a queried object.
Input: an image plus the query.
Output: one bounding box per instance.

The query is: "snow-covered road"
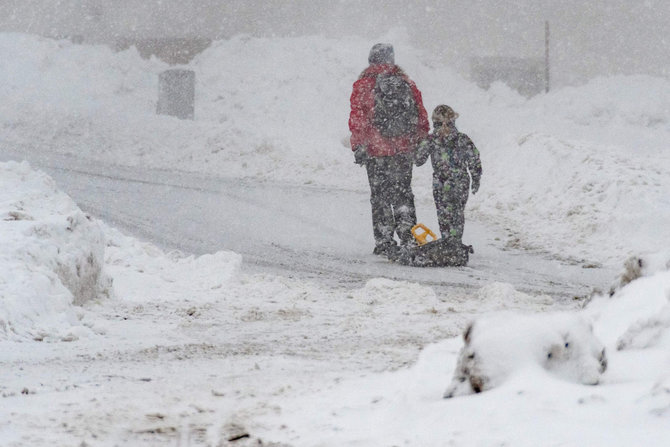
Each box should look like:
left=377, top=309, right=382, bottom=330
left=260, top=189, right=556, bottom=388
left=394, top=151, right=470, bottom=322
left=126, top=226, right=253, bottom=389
left=2, top=148, right=614, bottom=301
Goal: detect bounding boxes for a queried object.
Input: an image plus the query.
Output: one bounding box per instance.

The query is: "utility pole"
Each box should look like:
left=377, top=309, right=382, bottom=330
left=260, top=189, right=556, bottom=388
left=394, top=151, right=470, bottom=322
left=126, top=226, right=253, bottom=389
left=545, top=21, right=550, bottom=93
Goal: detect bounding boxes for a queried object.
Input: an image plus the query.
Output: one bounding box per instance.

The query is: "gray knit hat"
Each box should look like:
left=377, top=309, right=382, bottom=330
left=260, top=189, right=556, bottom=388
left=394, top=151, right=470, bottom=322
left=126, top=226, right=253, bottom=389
left=368, top=43, right=395, bottom=65
left=432, top=105, right=459, bottom=123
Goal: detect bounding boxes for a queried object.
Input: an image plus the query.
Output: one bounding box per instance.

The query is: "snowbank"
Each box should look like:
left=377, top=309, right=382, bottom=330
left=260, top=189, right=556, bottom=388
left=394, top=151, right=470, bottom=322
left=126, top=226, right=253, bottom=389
left=104, top=224, right=242, bottom=304
left=468, top=74, right=670, bottom=267
left=473, top=132, right=670, bottom=264
left=0, top=161, right=110, bottom=341
left=536, top=75, right=670, bottom=130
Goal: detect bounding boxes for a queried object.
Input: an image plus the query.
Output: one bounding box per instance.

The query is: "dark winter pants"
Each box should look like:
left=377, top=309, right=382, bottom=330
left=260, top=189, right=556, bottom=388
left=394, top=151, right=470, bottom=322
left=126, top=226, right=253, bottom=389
left=433, top=178, right=469, bottom=241
left=365, top=153, right=417, bottom=247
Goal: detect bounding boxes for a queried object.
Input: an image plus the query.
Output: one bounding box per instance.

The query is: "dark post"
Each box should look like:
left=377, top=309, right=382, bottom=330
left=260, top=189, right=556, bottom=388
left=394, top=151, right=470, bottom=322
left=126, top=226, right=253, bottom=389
left=545, top=21, right=550, bottom=93
left=157, top=69, right=195, bottom=120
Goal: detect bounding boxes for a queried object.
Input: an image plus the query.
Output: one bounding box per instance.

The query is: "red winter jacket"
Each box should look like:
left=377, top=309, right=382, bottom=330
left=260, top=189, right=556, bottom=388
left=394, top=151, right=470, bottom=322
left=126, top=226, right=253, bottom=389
left=349, top=64, right=429, bottom=157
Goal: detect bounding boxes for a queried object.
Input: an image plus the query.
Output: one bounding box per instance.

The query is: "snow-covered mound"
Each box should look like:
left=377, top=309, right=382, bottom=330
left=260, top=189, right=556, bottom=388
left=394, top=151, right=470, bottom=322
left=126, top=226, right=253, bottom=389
left=350, top=278, right=438, bottom=308
left=443, top=311, right=607, bottom=398
left=473, top=132, right=670, bottom=264
left=0, top=161, right=110, bottom=341
left=535, top=75, right=670, bottom=130
left=103, top=224, right=242, bottom=304
left=469, top=74, right=670, bottom=267
left=0, top=33, right=160, bottom=117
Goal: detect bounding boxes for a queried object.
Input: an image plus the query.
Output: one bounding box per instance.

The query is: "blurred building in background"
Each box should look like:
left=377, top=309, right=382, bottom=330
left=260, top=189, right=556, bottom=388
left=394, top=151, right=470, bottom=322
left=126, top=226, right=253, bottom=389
left=1, top=0, right=668, bottom=89
left=470, top=57, right=546, bottom=97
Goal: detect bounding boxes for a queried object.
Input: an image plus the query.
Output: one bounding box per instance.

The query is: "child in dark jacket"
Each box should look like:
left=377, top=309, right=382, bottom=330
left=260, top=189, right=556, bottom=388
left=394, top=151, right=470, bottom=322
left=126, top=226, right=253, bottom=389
left=414, top=105, right=482, bottom=242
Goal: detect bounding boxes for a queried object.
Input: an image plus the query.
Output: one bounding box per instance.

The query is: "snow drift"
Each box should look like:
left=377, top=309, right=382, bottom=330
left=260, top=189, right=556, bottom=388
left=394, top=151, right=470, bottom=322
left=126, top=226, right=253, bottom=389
left=0, top=161, right=111, bottom=341
left=103, top=223, right=242, bottom=304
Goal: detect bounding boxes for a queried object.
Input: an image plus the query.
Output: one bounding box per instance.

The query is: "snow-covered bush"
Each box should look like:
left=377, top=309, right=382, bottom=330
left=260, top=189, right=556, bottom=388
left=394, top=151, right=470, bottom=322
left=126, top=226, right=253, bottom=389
left=608, top=252, right=670, bottom=296
left=586, top=253, right=670, bottom=352
left=0, top=161, right=111, bottom=341
left=444, top=311, right=607, bottom=398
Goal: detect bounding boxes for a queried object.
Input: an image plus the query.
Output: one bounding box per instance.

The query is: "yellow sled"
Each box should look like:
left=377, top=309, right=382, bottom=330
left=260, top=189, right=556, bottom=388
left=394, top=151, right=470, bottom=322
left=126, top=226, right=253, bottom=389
left=411, top=223, right=438, bottom=246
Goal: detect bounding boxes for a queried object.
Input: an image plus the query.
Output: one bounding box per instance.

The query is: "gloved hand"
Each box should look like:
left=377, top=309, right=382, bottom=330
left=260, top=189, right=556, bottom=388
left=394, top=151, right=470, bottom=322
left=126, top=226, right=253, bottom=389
left=354, top=145, right=368, bottom=165
left=471, top=180, right=480, bottom=195
left=413, top=140, right=429, bottom=167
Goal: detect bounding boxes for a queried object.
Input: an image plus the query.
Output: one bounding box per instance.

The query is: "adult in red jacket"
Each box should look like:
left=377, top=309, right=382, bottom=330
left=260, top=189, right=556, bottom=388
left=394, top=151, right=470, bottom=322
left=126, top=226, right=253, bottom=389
left=349, top=43, right=429, bottom=256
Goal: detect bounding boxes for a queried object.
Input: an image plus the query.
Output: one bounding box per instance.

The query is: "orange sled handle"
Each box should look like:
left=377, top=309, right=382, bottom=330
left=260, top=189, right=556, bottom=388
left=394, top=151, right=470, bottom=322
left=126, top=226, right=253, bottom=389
left=411, top=223, right=438, bottom=246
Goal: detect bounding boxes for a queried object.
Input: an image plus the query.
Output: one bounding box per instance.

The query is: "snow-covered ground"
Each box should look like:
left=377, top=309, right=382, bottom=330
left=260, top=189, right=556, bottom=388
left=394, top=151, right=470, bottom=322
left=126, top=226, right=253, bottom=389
left=1, top=31, right=670, bottom=445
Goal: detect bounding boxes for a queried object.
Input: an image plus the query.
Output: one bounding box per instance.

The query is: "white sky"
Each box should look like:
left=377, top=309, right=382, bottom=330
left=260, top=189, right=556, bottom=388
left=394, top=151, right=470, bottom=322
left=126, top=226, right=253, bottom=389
left=1, top=0, right=668, bottom=85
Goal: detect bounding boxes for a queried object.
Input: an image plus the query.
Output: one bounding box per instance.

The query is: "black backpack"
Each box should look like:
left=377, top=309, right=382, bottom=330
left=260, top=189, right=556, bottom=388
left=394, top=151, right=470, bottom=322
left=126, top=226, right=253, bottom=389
left=373, top=73, right=419, bottom=138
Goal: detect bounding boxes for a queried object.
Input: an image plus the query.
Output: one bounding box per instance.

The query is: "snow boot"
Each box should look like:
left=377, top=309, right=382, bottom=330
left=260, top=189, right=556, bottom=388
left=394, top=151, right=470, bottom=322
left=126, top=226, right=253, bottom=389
left=373, top=241, right=400, bottom=258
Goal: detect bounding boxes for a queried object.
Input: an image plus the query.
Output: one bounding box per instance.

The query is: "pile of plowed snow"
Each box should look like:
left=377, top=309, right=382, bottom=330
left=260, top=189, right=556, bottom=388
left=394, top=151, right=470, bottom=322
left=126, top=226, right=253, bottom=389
left=0, top=161, right=110, bottom=340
